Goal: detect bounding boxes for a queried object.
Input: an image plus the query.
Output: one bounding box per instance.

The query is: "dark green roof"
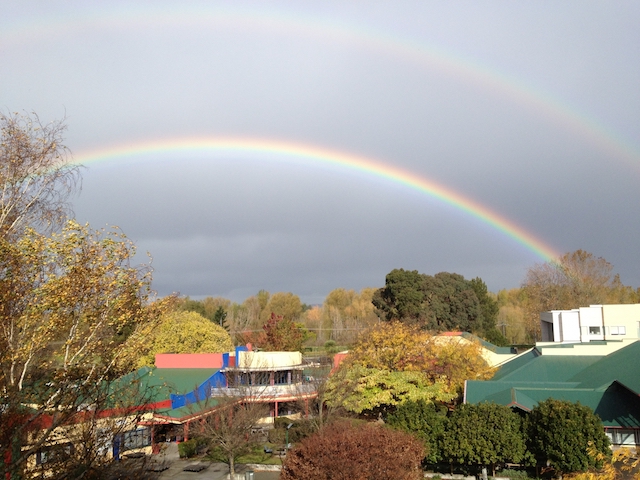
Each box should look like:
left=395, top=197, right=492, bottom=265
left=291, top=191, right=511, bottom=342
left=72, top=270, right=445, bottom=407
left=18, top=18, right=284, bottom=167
left=465, top=341, right=640, bottom=428
left=490, top=349, right=540, bottom=380
left=569, top=342, right=640, bottom=392
left=494, top=355, right=602, bottom=383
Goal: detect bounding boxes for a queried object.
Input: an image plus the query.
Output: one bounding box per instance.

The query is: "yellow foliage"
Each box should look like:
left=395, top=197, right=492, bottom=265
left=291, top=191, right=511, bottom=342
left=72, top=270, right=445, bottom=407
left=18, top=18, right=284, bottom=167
left=130, top=310, right=234, bottom=367
left=348, top=322, right=494, bottom=396
left=566, top=445, right=640, bottom=480
left=0, top=221, right=160, bottom=390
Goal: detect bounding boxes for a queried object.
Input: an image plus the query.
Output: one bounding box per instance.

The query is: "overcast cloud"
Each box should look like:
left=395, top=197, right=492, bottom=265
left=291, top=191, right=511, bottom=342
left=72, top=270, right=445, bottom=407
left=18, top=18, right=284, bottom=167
left=2, top=1, right=639, bottom=304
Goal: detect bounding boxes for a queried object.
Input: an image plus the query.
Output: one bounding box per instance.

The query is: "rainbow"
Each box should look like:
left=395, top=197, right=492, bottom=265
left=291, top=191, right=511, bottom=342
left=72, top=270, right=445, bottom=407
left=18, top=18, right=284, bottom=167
left=2, top=7, right=639, bottom=171
left=73, top=137, right=562, bottom=262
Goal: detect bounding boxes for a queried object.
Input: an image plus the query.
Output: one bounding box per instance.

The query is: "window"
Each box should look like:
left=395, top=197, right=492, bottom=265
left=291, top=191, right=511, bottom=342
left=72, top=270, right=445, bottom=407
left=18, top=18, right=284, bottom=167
left=35, top=443, right=74, bottom=465
left=608, top=429, right=639, bottom=446
left=589, top=326, right=601, bottom=335
left=119, top=427, right=151, bottom=452
left=253, top=372, right=270, bottom=386
left=610, top=326, right=626, bottom=335
left=274, top=371, right=289, bottom=385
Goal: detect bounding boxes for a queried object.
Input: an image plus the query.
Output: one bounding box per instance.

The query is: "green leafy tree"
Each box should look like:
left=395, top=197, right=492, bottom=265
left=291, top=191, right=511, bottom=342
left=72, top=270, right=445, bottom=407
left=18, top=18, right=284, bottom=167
left=281, top=421, right=425, bottom=480
left=373, top=269, right=487, bottom=333
left=386, top=399, right=447, bottom=464
left=525, top=399, right=611, bottom=475
left=470, top=277, right=508, bottom=345
left=442, top=402, right=527, bottom=476
left=326, top=365, right=453, bottom=415
left=213, top=306, right=228, bottom=331
left=178, top=296, right=207, bottom=318
left=372, top=269, right=426, bottom=323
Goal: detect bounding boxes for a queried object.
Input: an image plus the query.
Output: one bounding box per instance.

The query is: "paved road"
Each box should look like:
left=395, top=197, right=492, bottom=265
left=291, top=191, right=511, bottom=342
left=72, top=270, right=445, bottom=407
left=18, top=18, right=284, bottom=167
left=156, top=461, right=279, bottom=480
left=147, top=444, right=280, bottom=480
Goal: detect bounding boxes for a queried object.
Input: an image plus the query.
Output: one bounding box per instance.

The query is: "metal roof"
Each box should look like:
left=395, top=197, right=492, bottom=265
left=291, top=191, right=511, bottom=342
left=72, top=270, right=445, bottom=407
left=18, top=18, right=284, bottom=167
left=465, top=341, right=640, bottom=428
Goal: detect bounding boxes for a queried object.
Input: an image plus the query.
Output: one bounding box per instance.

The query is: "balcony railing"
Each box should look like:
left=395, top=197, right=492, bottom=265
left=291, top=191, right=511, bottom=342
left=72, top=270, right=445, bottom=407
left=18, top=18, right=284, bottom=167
left=209, top=383, right=316, bottom=400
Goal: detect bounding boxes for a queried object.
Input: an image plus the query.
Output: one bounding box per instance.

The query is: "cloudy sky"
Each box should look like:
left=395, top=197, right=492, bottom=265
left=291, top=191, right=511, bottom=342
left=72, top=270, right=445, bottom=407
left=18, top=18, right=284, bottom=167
left=2, top=1, right=639, bottom=304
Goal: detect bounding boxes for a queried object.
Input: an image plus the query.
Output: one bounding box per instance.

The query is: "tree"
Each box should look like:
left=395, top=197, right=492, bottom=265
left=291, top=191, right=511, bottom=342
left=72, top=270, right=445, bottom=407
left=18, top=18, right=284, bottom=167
left=386, top=399, right=447, bottom=464
left=213, top=306, right=228, bottom=331
left=326, top=364, right=453, bottom=415
left=280, top=421, right=424, bottom=480
left=324, top=322, right=493, bottom=414
left=372, top=269, right=426, bottom=323
left=260, top=291, right=302, bottom=323
left=373, top=269, right=486, bottom=332
left=0, top=112, right=81, bottom=239
left=441, top=403, right=527, bottom=476
left=469, top=277, right=508, bottom=345
left=525, top=399, right=610, bottom=475
left=198, top=397, right=269, bottom=476
left=130, top=310, right=234, bottom=367
left=245, top=312, right=310, bottom=352
left=496, top=289, right=528, bottom=344
left=320, top=287, right=378, bottom=343
left=0, top=221, right=166, bottom=478
left=521, top=250, right=637, bottom=341
left=177, top=296, right=232, bottom=326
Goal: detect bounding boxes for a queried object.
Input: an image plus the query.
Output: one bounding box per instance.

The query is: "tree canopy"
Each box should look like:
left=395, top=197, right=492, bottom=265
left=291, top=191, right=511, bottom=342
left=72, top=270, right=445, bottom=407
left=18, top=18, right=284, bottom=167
left=372, top=269, right=503, bottom=341
left=0, top=221, right=167, bottom=478
left=525, top=399, right=610, bottom=475
left=441, top=402, right=527, bottom=475
left=386, top=399, right=447, bottom=464
left=130, top=310, right=234, bottom=367
left=324, top=322, right=494, bottom=414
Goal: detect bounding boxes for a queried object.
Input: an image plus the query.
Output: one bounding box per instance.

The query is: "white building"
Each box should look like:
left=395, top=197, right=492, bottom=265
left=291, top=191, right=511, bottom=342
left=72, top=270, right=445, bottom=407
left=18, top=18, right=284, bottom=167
left=540, top=304, right=640, bottom=346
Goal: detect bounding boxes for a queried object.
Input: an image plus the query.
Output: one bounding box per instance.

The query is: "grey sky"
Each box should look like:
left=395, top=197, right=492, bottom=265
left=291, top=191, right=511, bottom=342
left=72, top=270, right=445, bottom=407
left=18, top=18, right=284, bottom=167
left=2, top=1, right=639, bottom=304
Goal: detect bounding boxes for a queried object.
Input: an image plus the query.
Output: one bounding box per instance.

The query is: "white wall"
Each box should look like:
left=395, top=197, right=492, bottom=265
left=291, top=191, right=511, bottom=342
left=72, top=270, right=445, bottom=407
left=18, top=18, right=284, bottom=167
left=540, top=304, right=640, bottom=345
left=602, top=304, right=640, bottom=340
left=559, top=310, right=581, bottom=342
left=578, top=306, right=604, bottom=341
left=238, top=351, right=302, bottom=369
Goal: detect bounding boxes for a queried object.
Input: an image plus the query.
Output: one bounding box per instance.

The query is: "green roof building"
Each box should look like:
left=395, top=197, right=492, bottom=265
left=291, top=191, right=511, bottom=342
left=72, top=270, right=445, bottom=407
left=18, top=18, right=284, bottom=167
left=465, top=340, right=640, bottom=447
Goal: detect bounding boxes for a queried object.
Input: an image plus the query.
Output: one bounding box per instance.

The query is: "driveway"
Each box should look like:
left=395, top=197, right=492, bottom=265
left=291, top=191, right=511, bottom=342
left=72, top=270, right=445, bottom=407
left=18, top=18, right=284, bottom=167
left=150, top=444, right=281, bottom=480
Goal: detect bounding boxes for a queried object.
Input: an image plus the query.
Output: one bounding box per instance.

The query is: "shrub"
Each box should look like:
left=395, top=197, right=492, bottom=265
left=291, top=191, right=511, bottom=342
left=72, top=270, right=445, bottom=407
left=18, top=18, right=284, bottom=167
left=280, top=421, right=424, bottom=480
left=525, top=399, right=610, bottom=475
left=441, top=402, right=527, bottom=476
left=270, top=417, right=317, bottom=445
left=386, top=399, right=447, bottom=464
left=178, top=439, right=198, bottom=458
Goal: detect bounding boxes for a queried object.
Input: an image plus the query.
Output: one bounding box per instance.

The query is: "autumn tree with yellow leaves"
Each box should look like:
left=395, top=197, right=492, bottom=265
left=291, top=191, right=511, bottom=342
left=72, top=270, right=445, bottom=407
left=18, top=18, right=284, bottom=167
left=0, top=112, right=169, bottom=479
left=128, top=310, right=235, bottom=367
left=325, top=322, right=495, bottom=415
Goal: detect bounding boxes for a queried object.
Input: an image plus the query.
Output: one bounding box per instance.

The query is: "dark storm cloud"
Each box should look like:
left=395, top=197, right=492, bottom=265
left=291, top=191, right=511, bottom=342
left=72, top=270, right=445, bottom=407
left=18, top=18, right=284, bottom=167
left=2, top=1, right=639, bottom=302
